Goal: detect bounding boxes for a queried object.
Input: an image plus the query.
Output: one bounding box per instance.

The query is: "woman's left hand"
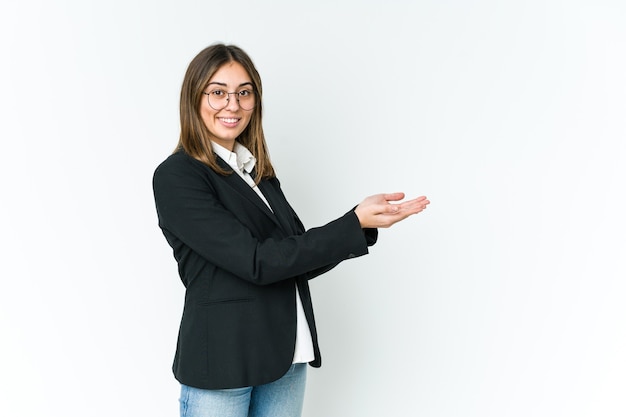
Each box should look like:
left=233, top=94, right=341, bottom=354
left=354, top=192, right=430, bottom=229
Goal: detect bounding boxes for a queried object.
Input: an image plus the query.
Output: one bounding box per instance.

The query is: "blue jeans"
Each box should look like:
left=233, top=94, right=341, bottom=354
left=179, top=363, right=307, bottom=417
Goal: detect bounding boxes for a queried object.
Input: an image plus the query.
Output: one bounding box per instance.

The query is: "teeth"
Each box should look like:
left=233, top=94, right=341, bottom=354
left=220, top=118, right=238, bottom=123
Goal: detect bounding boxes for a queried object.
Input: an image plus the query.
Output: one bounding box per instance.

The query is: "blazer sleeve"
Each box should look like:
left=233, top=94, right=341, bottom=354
left=285, top=204, right=378, bottom=281
left=153, top=156, right=371, bottom=286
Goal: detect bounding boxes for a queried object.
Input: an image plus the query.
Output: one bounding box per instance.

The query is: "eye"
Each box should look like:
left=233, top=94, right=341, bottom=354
left=210, top=89, right=226, bottom=97
left=238, top=89, right=253, bottom=97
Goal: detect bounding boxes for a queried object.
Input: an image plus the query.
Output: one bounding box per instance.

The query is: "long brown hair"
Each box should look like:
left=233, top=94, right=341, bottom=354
left=176, top=44, right=275, bottom=181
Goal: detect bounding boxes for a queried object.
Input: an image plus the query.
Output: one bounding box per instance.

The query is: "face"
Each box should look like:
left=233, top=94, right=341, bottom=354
left=200, top=61, right=254, bottom=151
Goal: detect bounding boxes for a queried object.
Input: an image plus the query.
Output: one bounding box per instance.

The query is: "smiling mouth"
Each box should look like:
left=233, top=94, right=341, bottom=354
left=219, top=117, right=240, bottom=123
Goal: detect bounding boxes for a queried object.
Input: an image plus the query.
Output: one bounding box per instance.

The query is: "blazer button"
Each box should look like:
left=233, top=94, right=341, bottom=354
left=347, top=253, right=356, bottom=258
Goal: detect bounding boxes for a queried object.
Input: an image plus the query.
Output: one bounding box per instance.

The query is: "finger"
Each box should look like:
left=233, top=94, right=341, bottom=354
left=396, top=199, right=429, bottom=214
left=383, top=192, right=406, bottom=202
left=404, top=195, right=428, bottom=203
left=400, top=196, right=429, bottom=208
left=382, top=204, right=401, bottom=214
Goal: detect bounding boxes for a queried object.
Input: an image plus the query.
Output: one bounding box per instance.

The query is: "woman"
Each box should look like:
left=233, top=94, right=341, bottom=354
left=153, top=43, right=429, bottom=417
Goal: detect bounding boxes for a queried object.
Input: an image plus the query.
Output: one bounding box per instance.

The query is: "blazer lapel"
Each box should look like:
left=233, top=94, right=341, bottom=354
left=257, top=179, right=299, bottom=235
left=215, top=156, right=282, bottom=229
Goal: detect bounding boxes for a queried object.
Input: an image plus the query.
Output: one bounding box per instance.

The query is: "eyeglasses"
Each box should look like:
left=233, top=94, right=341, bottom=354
left=203, top=89, right=256, bottom=111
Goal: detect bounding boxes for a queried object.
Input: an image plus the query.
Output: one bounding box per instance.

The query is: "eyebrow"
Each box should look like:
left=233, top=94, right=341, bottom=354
left=207, top=81, right=253, bottom=88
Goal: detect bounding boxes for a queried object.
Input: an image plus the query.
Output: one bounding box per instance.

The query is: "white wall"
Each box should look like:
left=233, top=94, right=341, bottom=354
left=1, top=1, right=625, bottom=416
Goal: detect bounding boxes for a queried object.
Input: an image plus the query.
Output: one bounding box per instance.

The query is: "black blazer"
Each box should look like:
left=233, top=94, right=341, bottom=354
left=153, top=150, right=377, bottom=389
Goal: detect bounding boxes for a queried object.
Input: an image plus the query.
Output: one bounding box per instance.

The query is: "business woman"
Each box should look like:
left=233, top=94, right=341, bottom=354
left=153, top=43, right=430, bottom=417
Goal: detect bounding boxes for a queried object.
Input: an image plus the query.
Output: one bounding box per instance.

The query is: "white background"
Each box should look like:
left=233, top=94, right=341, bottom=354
left=1, top=1, right=625, bottom=416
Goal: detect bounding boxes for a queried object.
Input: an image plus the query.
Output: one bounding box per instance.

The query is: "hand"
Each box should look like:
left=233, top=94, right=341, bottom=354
left=354, top=193, right=430, bottom=229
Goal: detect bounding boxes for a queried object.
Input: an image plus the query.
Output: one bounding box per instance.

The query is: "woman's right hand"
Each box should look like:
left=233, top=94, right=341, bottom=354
left=354, top=193, right=430, bottom=229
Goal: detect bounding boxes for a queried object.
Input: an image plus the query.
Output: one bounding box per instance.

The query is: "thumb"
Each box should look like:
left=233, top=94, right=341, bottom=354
left=383, top=192, right=405, bottom=203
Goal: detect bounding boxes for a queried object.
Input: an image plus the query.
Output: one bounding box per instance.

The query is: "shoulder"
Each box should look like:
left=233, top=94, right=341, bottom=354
left=155, top=150, right=196, bottom=175
left=153, top=150, right=219, bottom=194
left=264, top=175, right=281, bottom=188
left=154, top=150, right=218, bottom=182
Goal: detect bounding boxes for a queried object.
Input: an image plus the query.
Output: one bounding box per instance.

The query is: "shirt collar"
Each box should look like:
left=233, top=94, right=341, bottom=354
left=211, top=141, right=257, bottom=174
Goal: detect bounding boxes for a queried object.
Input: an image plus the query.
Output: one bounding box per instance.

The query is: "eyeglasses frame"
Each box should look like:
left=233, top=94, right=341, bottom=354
left=202, top=89, right=256, bottom=111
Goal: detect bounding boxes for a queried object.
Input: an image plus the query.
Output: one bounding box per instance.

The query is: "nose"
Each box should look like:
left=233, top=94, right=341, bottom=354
left=224, top=92, right=240, bottom=111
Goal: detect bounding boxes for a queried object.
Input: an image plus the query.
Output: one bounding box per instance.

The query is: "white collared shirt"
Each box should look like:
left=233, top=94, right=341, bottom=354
left=210, top=141, right=315, bottom=364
